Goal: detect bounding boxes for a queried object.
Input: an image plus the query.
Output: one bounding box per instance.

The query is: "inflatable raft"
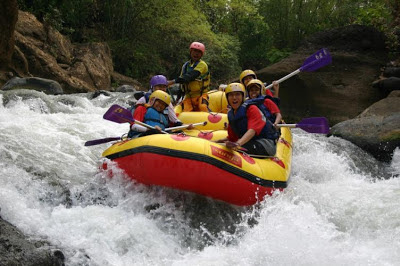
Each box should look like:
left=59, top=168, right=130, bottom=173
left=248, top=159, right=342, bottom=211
left=102, top=126, right=292, bottom=206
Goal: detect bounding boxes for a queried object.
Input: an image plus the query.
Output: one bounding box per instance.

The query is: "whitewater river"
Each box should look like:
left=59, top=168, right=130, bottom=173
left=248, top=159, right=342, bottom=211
left=1, top=89, right=399, bottom=266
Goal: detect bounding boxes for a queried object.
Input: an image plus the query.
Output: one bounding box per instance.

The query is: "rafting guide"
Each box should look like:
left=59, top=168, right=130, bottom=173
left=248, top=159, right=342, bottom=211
left=168, top=41, right=211, bottom=112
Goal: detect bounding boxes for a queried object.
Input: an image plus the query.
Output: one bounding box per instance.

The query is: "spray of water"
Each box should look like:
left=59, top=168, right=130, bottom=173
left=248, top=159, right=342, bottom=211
left=1, top=90, right=399, bottom=265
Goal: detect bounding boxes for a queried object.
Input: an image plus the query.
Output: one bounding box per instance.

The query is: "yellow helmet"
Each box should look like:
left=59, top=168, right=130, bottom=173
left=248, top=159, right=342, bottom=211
left=246, top=79, right=265, bottom=94
left=239, top=69, right=257, bottom=85
left=149, top=90, right=171, bottom=106
left=225, top=82, right=246, bottom=101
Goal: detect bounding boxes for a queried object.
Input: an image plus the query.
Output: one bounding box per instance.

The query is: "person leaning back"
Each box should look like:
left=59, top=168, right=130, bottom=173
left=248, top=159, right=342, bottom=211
left=216, top=83, right=280, bottom=157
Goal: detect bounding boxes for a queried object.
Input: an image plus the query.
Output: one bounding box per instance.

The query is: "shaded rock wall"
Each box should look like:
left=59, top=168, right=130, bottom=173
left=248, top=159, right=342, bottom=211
left=0, top=0, right=18, bottom=70
left=257, top=25, right=387, bottom=125
left=1, top=11, right=143, bottom=94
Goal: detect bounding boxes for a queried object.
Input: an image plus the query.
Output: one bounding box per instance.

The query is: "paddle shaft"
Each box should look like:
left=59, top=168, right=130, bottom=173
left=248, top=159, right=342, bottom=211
left=134, top=119, right=168, bottom=134
left=84, top=137, right=121, bottom=146
left=265, top=48, right=331, bottom=90
left=265, top=69, right=300, bottom=90
left=165, top=122, right=206, bottom=132
left=276, top=123, right=297, bottom=128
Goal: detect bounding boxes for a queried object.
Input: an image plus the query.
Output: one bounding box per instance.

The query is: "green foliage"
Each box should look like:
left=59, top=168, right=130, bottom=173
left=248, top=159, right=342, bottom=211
left=266, top=48, right=292, bottom=64
left=17, top=0, right=399, bottom=83
left=353, top=1, right=399, bottom=54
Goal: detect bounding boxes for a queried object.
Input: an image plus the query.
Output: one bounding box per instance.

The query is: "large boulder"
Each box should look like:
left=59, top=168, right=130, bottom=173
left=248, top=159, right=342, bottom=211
left=257, top=25, right=387, bottom=125
left=2, top=76, right=63, bottom=94
left=330, top=91, right=400, bottom=162
left=0, top=217, right=64, bottom=265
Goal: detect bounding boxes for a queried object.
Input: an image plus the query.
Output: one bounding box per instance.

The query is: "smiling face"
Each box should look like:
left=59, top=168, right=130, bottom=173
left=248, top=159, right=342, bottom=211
left=190, top=48, right=203, bottom=61
left=248, top=84, right=261, bottom=99
left=152, top=99, right=168, bottom=112
left=227, top=91, right=244, bottom=110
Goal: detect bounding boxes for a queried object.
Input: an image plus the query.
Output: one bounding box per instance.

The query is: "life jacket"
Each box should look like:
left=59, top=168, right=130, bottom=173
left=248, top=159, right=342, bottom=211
left=246, top=96, right=277, bottom=122
left=228, top=97, right=279, bottom=140
left=144, top=106, right=169, bottom=130
left=127, top=103, right=169, bottom=138
left=181, top=59, right=210, bottom=97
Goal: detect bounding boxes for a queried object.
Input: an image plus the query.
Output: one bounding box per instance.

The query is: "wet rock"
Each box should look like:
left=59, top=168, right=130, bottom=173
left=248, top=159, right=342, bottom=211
left=372, top=77, right=400, bottom=95
left=257, top=25, right=387, bottom=124
left=383, top=67, right=400, bottom=78
left=1, top=76, right=63, bottom=94
left=330, top=91, right=400, bottom=162
left=111, top=71, right=143, bottom=91
left=115, top=85, right=135, bottom=93
left=0, top=217, right=65, bottom=266
left=134, top=91, right=145, bottom=100
left=90, top=90, right=112, bottom=99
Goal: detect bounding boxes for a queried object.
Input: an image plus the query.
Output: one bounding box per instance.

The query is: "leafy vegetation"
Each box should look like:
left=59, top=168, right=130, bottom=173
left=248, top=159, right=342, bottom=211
left=17, top=0, right=399, bottom=85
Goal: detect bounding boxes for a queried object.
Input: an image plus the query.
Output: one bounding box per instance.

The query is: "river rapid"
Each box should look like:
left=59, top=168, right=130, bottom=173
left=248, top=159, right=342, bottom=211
left=0, top=90, right=399, bottom=266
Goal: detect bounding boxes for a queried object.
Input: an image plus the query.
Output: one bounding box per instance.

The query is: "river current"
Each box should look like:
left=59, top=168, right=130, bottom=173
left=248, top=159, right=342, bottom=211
left=0, top=90, right=399, bottom=265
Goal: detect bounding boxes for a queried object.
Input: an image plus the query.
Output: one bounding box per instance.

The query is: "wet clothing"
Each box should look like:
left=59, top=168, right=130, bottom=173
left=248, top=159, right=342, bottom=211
left=175, top=59, right=210, bottom=112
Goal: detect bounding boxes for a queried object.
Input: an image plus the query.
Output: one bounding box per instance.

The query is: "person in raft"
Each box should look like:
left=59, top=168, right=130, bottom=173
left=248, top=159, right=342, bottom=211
left=239, top=69, right=280, bottom=106
left=216, top=83, right=281, bottom=156
left=136, top=74, right=182, bottom=127
left=168, top=41, right=211, bottom=112
left=246, top=79, right=282, bottom=126
left=129, top=90, right=192, bottom=137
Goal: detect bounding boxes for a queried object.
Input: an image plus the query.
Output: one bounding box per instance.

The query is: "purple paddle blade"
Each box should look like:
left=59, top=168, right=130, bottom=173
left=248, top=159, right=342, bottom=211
left=103, top=104, right=135, bottom=124
left=297, top=117, right=330, bottom=134
left=85, top=137, right=121, bottom=146
left=300, top=48, right=332, bottom=72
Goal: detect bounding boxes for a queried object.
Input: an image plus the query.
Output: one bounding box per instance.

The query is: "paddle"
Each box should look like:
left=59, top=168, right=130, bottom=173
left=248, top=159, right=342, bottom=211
left=265, top=48, right=332, bottom=90
left=277, top=117, right=329, bottom=134
left=84, top=137, right=121, bottom=146
left=84, top=121, right=206, bottom=147
left=165, top=121, right=207, bottom=132
left=103, top=104, right=169, bottom=134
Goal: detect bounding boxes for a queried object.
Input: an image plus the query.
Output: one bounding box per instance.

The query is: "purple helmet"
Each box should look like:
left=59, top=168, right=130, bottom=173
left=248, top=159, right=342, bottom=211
left=150, top=75, right=168, bottom=88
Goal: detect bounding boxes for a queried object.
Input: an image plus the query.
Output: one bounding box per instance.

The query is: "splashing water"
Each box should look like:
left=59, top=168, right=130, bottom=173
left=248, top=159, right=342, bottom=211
left=1, top=90, right=399, bottom=265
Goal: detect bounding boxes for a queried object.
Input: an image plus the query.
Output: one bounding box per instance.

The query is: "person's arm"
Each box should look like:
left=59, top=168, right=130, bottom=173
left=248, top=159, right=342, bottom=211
left=168, top=61, right=207, bottom=85
left=273, top=113, right=282, bottom=127
left=236, top=129, right=256, bottom=147
left=131, top=106, right=148, bottom=132
left=167, top=103, right=181, bottom=124
left=174, top=70, right=201, bottom=84
left=264, top=99, right=282, bottom=126
left=136, top=96, right=146, bottom=105
left=215, top=125, right=237, bottom=143
left=234, top=106, right=264, bottom=146
left=271, top=81, right=279, bottom=98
